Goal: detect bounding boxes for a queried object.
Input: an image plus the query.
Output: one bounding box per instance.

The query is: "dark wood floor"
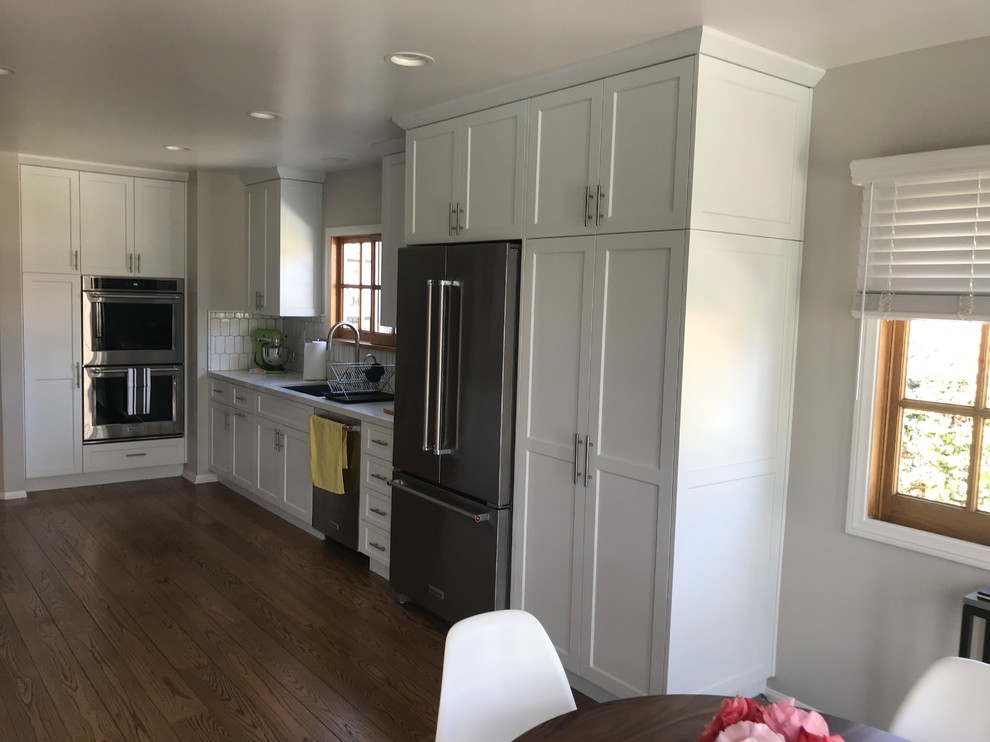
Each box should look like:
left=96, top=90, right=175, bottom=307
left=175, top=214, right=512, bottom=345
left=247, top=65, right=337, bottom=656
left=0, top=477, right=461, bottom=741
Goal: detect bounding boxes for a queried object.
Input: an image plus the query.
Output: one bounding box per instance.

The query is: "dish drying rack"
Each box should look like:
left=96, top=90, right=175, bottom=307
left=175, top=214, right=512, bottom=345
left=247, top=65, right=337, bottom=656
left=326, top=357, right=396, bottom=398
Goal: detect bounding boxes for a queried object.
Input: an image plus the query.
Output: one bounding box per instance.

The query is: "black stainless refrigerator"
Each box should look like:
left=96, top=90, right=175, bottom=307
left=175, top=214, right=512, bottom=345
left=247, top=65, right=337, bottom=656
left=390, top=241, right=519, bottom=625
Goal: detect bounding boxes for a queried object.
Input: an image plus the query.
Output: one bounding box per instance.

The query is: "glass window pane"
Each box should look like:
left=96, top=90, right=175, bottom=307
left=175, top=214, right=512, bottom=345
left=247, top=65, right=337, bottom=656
left=980, top=420, right=990, bottom=513
left=361, top=288, right=372, bottom=331
left=905, top=319, right=981, bottom=406
left=343, top=241, right=362, bottom=284
left=342, top=288, right=361, bottom=326
left=361, top=241, right=372, bottom=285
left=375, top=241, right=383, bottom=285
left=897, top=408, right=973, bottom=507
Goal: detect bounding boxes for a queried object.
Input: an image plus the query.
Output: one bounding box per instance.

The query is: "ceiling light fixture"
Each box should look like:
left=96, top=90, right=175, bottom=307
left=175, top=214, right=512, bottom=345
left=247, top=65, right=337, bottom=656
left=248, top=110, right=280, bottom=120
left=0, top=66, right=15, bottom=76
left=386, top=52, right=435, bottom=68
left=163, top=144, right=191, bottom=152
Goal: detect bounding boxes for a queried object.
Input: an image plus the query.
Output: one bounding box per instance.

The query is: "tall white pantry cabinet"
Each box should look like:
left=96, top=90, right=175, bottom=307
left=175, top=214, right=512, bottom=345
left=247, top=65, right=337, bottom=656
left=508, top=52, right=815, bottom=699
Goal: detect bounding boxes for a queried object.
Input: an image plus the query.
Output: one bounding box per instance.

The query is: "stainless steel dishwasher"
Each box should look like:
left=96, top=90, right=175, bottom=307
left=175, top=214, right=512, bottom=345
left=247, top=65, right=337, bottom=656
left=311, top=413, right=361, bottom=551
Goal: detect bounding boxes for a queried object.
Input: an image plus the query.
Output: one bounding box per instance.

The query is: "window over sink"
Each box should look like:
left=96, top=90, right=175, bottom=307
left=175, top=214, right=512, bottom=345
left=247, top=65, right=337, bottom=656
left=329, top=233, right=395, bottom=348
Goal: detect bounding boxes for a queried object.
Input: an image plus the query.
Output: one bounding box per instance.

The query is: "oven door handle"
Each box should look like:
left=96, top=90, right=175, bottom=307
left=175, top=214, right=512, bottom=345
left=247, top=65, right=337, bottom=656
left=142, top=367, right=152, bottom=415
left=95, top=302, right=104, bottom=340
left=126, top=367, right=137, bottom=416
left=85, top=291, right=183, bottom=302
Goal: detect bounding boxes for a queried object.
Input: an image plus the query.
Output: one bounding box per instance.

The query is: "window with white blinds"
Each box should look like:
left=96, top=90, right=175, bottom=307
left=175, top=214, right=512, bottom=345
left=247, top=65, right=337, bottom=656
left=853, top=145, right=990, bottom=319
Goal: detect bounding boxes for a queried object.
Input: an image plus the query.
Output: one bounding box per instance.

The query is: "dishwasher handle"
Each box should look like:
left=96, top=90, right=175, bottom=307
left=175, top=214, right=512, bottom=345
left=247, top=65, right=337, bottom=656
left=388, top=479, right=491, bottom=523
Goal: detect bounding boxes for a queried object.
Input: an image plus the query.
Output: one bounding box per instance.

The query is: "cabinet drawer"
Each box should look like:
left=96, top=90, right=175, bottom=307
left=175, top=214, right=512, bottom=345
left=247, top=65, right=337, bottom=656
left=362, top=423, right=393, bottom=459
left=230, top=384, right=260, bottom=411
left=362, top=456, right=392, bottom=495
left=360, top=522, right=391, bottom=566
left=361, top=489, right=392, bottom=531
left=83, top=438, right=184, bottom=473
left=257, top=392, right=312, bottom=432
left=210, top=378, right=233, bottom=402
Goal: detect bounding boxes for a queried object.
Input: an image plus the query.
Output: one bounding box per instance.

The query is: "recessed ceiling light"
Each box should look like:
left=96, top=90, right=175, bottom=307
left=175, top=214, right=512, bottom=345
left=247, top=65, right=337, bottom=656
left=386, top=52, right=435, bottom=68
left=248, top=110, right=280, bottom=120
left=163, top=144, right=191, bottom=152
left=0, top=66, right=15, bottom=76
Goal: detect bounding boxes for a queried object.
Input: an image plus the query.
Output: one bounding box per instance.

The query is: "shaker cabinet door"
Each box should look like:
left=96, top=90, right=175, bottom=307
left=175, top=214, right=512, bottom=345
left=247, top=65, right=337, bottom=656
left=134, top=178, right=185, bottom=278
left=209, top=400, right=234, bottom=478
left=526, top=82, right=603, bottom=239
left=405, top=121, right=460, bottom=245
left=599, top=58, right=694, bottom=234
left=20, top=166, right=80, bottom=274
left=79, top=172, right=133, bottom=276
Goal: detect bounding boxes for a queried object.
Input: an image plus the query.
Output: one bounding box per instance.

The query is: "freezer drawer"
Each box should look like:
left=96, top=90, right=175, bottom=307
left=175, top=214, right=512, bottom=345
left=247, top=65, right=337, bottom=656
left=389, top=475, right=510, bottom=625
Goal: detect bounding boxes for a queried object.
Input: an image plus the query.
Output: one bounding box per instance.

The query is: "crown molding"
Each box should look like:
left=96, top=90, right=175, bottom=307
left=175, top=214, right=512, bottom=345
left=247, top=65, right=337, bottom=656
left=17, top=154, right=188, bottom=181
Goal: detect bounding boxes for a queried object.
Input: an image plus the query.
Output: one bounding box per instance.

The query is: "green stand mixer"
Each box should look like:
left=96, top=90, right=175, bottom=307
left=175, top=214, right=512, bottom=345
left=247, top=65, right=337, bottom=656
left=251, top=328, right=289, bottom=373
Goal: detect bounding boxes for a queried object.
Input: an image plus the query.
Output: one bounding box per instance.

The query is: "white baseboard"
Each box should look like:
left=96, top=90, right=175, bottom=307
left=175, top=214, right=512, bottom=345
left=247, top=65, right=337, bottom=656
left=564, top=671, right=619, bottom=703
left=215, top=476, right=325, bottom=540
left=368, top=559, right=389, bottom=580
left=183, top=469, right=218, bottom=485
left=2, top=490, right=27, bottom=500
left=26, top=465, right=183, bottom=492
left=764, top=685, right=815, bottom=710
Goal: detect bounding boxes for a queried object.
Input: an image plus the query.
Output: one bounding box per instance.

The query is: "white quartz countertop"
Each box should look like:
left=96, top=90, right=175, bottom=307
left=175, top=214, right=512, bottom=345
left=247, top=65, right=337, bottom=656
left=208, top=370, right=395, bottom=427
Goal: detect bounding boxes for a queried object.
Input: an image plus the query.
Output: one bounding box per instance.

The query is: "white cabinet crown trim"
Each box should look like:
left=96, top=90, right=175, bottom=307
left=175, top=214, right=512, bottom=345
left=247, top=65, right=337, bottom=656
left=18, top=154, right=187, bottom=182
left=392, top=26, right=823, bottom=130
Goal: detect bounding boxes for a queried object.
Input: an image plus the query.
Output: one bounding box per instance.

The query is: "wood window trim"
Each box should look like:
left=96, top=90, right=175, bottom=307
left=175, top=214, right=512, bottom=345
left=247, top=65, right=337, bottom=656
left=330, top=234, right=395, bottom=349
left=871, top=319, right=990, bottom=547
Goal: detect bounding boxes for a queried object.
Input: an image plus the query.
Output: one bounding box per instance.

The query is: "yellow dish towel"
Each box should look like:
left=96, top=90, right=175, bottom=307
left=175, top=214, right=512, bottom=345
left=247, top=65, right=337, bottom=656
left=309, top=416, right=348, bottom=494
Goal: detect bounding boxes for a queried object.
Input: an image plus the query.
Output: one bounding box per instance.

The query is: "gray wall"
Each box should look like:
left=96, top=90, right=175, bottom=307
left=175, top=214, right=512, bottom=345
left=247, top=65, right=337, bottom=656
left=323, top=164, right=381, bottom=228
left=775, top=36, right=990, bottom=727
left=186, top=170, right=246, bottom=477
left=0, top=152, right=24, bottom=495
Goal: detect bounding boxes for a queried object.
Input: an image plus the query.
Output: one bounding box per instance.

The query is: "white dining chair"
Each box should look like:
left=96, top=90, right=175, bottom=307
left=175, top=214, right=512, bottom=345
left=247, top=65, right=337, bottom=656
left=435, top=609, right=577, bottom=742
left=888, top=655, right=990, bottom=741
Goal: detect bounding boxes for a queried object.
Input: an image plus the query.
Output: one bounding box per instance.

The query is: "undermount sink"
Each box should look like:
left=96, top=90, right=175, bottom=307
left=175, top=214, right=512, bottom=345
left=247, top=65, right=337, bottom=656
left=285, top=384, right=394, bottom=404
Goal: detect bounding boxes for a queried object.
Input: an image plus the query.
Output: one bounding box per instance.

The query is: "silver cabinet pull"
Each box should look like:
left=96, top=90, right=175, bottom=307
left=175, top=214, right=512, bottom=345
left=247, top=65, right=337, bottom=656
left=233, top=411, right=245, bottom=418
left=585, top=186, right=595, bottom=227
left=75, top=362, right=81, bottom=389
left=214, top=388, right=225, bottom=395
left=574, top=433, right=583, bottom=484
left=136, top=253, right=141, bottom=273
left=128, top=253, right=133, bottom=273
left=371, top=438, right=389, bottom=447
left=73, top=250, right=79, bottom=270
left=274, top=429, right=280, bottom=451
left=224, top=411, right=230, bottom=431
left=234, top=394, right=246, bottom=403
left=369, top=541, right=386, bottom=552
left=370, top=473, right=389, bottom=482
left=457, top=202, right=464, bottom=234
left=370, top=507, right=387, bottom=517
left=125, top=452, right=147, bottom=458
left=584, top=438, right=593, bottom=487
left=448, top=202, right=456, bottom=236
left=596, top=186, right=606, bottom=225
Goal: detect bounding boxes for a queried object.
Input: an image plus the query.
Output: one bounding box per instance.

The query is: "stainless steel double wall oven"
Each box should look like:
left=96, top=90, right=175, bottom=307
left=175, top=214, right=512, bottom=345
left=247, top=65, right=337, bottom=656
left=82, top=276, right=184, bottom=442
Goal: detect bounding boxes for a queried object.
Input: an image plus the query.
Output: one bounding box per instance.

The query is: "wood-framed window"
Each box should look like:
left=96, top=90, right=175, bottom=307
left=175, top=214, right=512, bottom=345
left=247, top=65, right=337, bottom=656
left=872, top=318, right=990, bottom=546
left=329, top=233, right=394, bottom=348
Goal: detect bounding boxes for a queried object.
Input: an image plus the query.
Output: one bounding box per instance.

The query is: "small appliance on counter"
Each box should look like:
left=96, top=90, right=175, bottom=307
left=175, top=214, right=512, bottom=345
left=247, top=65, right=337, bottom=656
left=251, top=328, right=289, bottom=374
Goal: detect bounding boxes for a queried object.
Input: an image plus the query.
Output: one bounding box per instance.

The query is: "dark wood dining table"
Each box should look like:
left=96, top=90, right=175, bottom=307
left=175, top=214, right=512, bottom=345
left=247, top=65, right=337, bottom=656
left=515, top=694, right=907, bottom=741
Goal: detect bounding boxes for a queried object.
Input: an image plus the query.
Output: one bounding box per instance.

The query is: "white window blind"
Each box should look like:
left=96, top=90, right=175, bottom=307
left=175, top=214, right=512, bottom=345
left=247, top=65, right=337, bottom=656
left=852, top=145, right=990, bottom=320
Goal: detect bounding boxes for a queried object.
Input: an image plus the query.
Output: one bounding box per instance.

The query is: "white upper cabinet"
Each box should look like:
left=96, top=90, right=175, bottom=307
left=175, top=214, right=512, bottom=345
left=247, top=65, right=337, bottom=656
left=246, top=176, right=322, bottom=317
left=405, top=100, right=527, bottom=244
left=525, top=59, right=694, bottom=239
left=379, top=151, right=405, bottom=330
left=79, top=172, right=133, bottom=276
left=526, top=82, right=603, bottom=239
left=134, top=178, right=186, bottom=277
left=600, top=60, right=694, bottom=233
left=690, top=56, right=812, bottom=240
left=20, top=166, right=80, bottom=274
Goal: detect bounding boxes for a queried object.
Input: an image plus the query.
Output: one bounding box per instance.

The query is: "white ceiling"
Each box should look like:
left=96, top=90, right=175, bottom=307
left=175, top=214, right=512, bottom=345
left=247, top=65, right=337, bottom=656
left=2, top=0, right=989, bottom=173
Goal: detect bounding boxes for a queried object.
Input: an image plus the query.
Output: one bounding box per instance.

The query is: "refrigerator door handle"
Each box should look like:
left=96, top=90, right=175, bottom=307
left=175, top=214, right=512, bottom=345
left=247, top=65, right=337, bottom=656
left=422, top=279, right=436, bottom=453
left=388, top=479, right=491, bottom=523
left=435, top=279, right=461, bottom=455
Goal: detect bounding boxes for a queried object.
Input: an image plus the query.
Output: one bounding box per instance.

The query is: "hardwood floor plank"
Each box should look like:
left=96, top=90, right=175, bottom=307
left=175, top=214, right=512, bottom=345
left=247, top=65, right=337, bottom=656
left=0, top=591, right=72, bottom=741
left=13, top=503, right=208, bottom=724
left=2, top=590, right=124, bottom=741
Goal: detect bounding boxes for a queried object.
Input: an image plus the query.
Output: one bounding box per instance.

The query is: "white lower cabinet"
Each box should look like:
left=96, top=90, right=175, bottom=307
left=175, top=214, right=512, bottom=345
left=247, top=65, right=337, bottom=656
left=359, top=421, right=394, bottom=576
left=22, top=273, right=83, bottom=478
left=209, top=400, right=233, bottom=479
left=512, top=231, right=684, bottom=697
left=209, top=383, right=313, bottom=528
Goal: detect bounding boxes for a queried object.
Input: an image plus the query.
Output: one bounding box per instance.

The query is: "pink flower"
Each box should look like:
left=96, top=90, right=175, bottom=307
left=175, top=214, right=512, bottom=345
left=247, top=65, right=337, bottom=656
left=715, top=721, right=785, bottom=742
left=762, top=698, right=833, bottom=742
left=699, top=697, right=766, bottom=742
